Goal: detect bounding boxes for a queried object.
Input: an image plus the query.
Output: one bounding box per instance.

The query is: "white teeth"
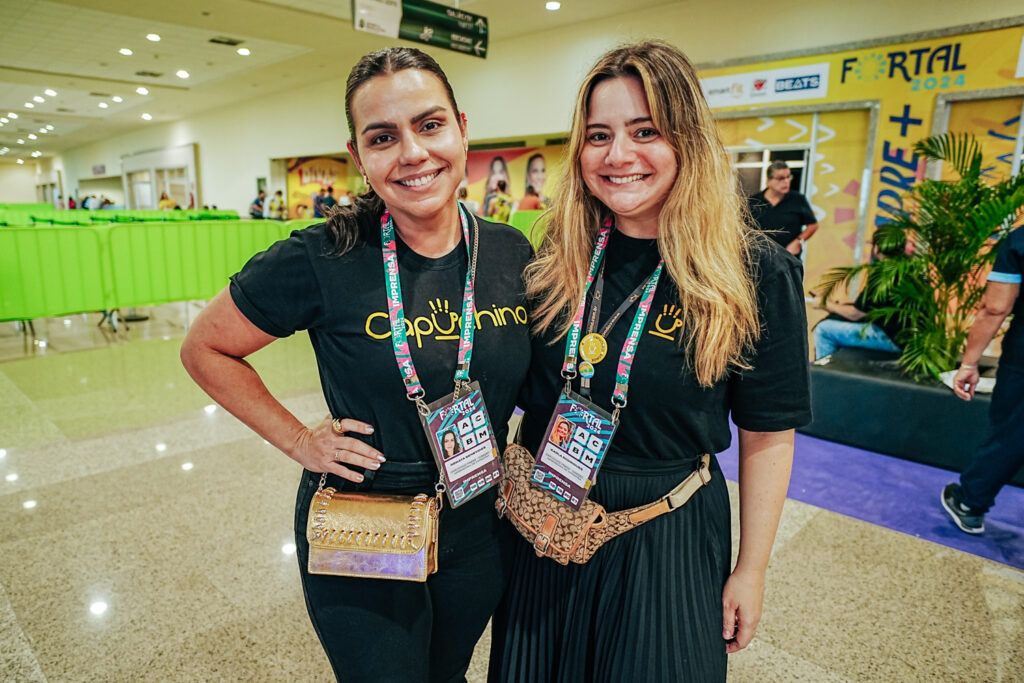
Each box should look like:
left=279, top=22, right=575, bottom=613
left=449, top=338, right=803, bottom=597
left=607, top=174, right=645, bottom=184
left=398, top=171, right=439, bottom=187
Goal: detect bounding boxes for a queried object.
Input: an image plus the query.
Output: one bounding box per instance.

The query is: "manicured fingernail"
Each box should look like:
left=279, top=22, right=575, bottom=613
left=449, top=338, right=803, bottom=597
left=369, top=462, right=380, bottom=470
left=354, top=474, right=364, bottom=482
left=366, top=426, right=374, bottom=433
left=377, top=455, right=386, bottom=463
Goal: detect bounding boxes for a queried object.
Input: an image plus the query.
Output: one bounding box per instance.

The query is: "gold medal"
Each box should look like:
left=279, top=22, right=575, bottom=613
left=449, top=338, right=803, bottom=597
left=579, top=333, right=608, bottom=364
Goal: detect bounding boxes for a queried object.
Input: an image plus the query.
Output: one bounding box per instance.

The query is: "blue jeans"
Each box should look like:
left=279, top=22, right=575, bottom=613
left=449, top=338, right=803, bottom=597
left=813, top=318, right=900, bottom=360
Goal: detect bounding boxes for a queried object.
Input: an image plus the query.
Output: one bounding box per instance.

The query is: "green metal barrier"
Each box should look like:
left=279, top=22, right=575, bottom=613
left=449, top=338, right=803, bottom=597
left=508, top=210, right=547, bottom=248
left=0, top=226, right=109, bottom=321
left=106, top=220, right=292, bottom=308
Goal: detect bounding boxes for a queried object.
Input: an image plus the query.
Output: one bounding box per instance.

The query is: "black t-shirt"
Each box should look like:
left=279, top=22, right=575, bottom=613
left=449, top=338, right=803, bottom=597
left=990, top=227, right=1024, bottom=368
left=229, top=212, right=533, bottom=486
left=748, top=190, right=816, bottom=247
left=519, top=231, right=812, bottom=463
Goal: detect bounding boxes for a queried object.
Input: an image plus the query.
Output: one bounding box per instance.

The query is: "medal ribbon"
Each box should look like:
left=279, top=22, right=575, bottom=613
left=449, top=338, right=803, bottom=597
left=562, top=220, right=613, bottom=377
left=561, top=220, right=664, bottom=408
left=381, top=203, right=475, bottom=401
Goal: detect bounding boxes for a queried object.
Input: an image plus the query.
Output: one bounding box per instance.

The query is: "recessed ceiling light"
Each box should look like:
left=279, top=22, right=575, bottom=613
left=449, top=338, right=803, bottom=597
left=146, top=33, right=161, bottom=42
left=27, top=134, right=36, bottom=140
left=45, top=124, right=54, bottom=130
left=175, top=70, right=190, bottom=79
left=31, top=151, right=41, bottom=157
left=23, top=500, right=37, bottom=509
left=16, top=159, right=23, bottom=165
left=236, top=47, right=250, bottom=56
left=8, top=112, right=18, bottom=118
left=112, top=96, right=123, bottom=102
left=44, top=89, right=57, bottom=96
left=545, top=1, right=560, bottom=9
left=119, top=48, right=133, bottom=56
left=136, top=87, right=149, bottom=95
left=39, top=128, right=47, bottom=133
left=24, top=102, right=34, bottom=108
left=16, top=139, right=24, bottom=144
left=98, top=102, right=109, bottom=109
left=1, top=118, right=7, bottom=123
left=141, top=113, right=152, bottom=120
left=33, top=95, right=45, bottom=103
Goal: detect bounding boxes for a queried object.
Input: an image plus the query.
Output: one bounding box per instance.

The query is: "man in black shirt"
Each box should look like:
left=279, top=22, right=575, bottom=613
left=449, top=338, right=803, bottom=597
left=748, top=161, right=818, bottom=257
left=943, top=227, right=1024, bottom=535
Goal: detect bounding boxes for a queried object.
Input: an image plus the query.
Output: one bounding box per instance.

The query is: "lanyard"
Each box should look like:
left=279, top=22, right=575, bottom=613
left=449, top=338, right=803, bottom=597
left=560, top=219, right=664, bottom=412
left=381, top=202, right=478, bottom=412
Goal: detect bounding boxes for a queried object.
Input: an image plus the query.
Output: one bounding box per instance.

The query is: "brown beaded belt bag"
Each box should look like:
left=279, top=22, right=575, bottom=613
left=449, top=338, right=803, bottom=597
left=306, top=473, right=441, bottom=582
left=495, top=444, right=712, bottom=565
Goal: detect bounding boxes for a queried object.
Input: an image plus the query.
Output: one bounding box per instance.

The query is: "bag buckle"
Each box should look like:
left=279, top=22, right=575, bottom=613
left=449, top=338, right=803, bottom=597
left=495, top=496, right=508, bottom=519
left=533, top=532, right=551, bottom=555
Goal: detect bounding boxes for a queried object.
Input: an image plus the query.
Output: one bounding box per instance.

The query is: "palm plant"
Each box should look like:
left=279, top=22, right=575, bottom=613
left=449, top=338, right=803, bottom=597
left=817, top=133, right=1024, bottom=380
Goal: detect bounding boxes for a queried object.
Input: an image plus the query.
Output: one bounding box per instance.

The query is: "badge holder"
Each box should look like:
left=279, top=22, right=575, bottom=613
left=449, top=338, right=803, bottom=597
left=417, top=379, right=502, bottom=508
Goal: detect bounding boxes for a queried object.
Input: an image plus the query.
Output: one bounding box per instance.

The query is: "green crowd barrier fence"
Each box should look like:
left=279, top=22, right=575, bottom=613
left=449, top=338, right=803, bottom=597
left=0, top=226, right=109, bottom=321
left=0, top=220, right=291, bottom=322
left=0, top=208, right=240, bottom=227
left=508, top=210, right=547, bottom=248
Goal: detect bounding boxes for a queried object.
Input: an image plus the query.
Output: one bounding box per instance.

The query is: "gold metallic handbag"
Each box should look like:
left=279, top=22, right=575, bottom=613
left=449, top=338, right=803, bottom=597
left=495, top=444, right=711, bottom=565
left=306, top=473, right=441, bottom=582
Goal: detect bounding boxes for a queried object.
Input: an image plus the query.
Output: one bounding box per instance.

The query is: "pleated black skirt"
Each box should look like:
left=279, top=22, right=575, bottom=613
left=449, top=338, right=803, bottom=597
left=488, top=454, right=731, bottom=683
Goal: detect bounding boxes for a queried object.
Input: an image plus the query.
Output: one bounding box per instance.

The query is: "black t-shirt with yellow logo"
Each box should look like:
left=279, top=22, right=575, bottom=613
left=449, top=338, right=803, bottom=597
left=519, top=230, right=812, bottom=465
left=229, top=213, right=532, bottom=487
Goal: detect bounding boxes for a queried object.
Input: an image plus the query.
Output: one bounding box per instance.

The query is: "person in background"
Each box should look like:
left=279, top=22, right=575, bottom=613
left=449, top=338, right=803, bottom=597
left=487, top=179, right=513, bottom=224
left=748, top=161, right=818, bottom=257
left=337, top=189, right=352, bottom=207
left=68, top=196, right=77, bottom=209
left=158, top=192, right=176, bottom=210
left=483, top=156, right=510, bottom=217
left=943, top=226, right=1024, bottom=535
left=250, top=190, right=266, bottom=219
left=321, top=186, right=338, bottom=212
left=809, top=237, right=904, bottom=361
left=267, top=190, right=287, bottom=220
left=313, top=187, right=327, bottom=218
left=459, top=186, right=480, bottom=216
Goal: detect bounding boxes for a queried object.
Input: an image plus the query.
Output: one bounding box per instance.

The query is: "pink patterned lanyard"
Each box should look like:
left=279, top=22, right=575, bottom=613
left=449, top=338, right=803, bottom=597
left=561, top=219, right=664, bottom=409
left=380, top=203, right=475, bottom=405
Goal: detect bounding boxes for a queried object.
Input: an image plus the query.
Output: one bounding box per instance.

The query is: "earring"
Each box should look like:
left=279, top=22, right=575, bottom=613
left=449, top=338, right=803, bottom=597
left=362, top=174, right=369, bottom=187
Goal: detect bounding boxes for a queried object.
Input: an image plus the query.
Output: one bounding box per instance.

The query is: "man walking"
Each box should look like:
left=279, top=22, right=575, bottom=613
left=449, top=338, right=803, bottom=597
left=942, top=228, right=1024, bottom=534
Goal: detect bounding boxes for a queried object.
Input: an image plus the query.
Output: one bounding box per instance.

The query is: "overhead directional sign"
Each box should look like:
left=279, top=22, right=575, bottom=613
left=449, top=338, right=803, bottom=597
left=352, top=0, right=489, bottom=59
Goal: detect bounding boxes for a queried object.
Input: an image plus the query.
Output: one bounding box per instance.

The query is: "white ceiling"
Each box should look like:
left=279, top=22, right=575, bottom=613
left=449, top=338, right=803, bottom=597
left=0, top=0, right=679, bottom=163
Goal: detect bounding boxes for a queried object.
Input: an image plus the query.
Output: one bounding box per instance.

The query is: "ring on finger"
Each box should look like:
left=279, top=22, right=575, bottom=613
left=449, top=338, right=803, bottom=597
left=331, top=418, right=344, bottom=435
left=334, top=449, right=343, bottom=463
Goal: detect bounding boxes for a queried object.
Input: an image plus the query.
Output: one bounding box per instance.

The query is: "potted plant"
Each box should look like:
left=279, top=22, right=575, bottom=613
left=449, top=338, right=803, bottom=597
left=816, top=133, right=1024, bottom=380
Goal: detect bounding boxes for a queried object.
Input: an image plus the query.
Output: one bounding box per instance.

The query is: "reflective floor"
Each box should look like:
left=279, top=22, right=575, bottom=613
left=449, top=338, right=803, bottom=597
left=1, top=305, right=1022, bottom=681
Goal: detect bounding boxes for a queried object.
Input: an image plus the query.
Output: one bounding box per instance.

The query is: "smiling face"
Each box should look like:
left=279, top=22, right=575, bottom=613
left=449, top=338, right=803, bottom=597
left=348, top=69, right=467, bottom=228
left=553, top=420, right=570, bottom=442
left=526, top=155, right=546, bottom=195
left=579, top=76, right=678, bottom=236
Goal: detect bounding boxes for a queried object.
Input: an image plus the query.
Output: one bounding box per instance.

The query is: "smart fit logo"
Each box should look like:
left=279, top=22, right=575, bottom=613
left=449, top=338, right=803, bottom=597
left=364, top=298, right=528, bottom=347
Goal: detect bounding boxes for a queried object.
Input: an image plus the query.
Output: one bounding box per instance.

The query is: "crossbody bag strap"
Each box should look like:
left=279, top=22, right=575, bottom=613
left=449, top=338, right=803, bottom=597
left=613, top=454, right=712, bottom=525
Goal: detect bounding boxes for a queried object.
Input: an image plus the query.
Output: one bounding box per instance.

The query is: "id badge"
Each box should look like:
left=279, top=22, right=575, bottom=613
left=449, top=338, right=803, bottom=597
left=531, top=390, right=617, bottom=510
left=420, top=380, right=503, bottom=508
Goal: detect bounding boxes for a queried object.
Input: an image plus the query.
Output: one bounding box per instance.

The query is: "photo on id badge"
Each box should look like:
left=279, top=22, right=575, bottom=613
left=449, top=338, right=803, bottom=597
left=421, top=381, right=503, bottom=507
left=532, top=392, right=615, bottom=510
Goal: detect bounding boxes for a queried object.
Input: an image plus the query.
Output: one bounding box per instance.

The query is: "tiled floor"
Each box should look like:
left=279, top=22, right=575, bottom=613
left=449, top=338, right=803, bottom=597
left=1, top=304, right=1022, bottom=681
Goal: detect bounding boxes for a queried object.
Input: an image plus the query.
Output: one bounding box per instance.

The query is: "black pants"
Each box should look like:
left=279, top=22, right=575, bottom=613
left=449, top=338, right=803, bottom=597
left=294, top=468, right=514, bottom=682
left=960, top=363, right=1024, bottom=512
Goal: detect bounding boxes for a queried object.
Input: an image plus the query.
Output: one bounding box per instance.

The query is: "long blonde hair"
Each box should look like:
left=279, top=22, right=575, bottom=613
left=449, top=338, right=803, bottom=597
left=526, top=41, right=760, bottom=387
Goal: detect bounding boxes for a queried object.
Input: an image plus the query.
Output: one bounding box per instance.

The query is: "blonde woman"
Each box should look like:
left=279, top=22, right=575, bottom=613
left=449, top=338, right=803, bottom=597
left=490, top=42, right=811, bottom=681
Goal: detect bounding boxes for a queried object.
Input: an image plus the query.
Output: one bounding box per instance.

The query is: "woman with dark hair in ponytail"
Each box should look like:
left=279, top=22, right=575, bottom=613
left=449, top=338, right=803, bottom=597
left=180, top=47, right=532, bottom=681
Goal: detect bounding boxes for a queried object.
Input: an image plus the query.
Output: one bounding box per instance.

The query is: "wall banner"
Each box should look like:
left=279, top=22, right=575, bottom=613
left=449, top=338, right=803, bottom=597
left=701, top=63, right=830, bottom=108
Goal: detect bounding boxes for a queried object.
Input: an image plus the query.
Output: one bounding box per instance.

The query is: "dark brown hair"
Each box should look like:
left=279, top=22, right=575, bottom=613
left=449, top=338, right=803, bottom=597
left=325, top=47, right=462, bottom=256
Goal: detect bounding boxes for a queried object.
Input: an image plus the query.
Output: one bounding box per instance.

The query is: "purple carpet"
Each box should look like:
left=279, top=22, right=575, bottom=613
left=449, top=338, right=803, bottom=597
left=718, top=428, right=1024, bottom=570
